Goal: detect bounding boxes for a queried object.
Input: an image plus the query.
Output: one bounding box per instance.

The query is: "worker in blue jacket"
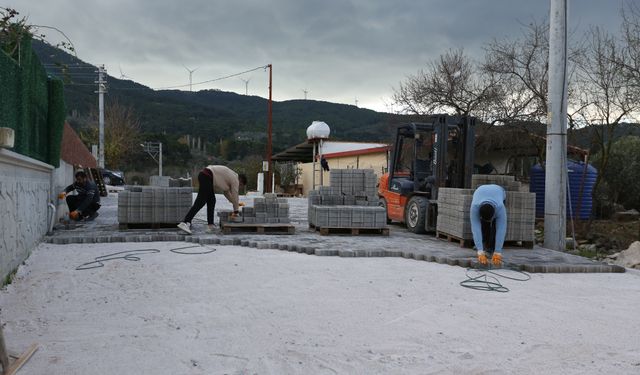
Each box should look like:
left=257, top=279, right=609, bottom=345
left=470, top=184, right=507, bottom=266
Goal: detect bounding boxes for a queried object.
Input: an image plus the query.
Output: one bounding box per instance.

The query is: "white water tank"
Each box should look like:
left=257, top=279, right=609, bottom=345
left=306, top=121, right=330, bottom=140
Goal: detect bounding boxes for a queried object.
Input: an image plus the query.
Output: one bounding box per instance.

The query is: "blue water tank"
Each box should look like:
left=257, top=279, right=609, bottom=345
left=529, top=160, right=597, bottom=219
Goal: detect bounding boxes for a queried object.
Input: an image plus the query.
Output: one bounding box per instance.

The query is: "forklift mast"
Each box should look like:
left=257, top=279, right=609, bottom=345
left=387, top=114, right=476, bottom=198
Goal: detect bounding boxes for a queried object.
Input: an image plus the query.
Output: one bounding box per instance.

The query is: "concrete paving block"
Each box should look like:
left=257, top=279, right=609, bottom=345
left=257, top=242, right=271, bottom=249
left=315, top=249, right=338, bottom=256
left=96, top=236, right=111, bottom=243
left=220, top=238, right=235, bottom=246
left=338, top=250, right=355, bottom=257
left=401, top=251, right=414, bottom=259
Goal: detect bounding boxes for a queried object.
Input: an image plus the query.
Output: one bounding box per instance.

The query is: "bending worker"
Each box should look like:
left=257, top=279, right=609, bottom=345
left=64, top=170, right=101, bottom=221
left=470, top=184, right=507, bottom=266
left=178, top=165, right=247, bottom=234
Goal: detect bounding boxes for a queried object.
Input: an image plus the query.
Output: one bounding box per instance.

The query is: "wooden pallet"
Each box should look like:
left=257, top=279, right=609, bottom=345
left=435, top=231, right=534, bottom=249
left=119, top=222, right=178, bottom=230
left=436, top=231, right=474, bottom=247
left=220, top=222, right=295, bottom=235
left=309, top=224, right=389, bottom=236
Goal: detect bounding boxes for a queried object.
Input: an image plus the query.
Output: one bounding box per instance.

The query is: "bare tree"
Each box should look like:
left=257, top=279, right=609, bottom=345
left=393, top=48, right=498, bottom=118
left=482, top=20, right=550, bottom=125
left=575, top=25, right=637, bottom=160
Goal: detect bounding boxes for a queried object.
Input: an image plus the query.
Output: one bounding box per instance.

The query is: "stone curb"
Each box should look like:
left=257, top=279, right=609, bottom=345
left=43, top=234, right=626, bottom=274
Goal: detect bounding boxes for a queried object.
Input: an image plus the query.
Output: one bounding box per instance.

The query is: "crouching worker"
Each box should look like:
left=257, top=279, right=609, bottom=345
left=64, top=170, right=101, bottom=221
left=470, top=184, right=507, bottom=266
left=178, top=165, right=247, bottom=234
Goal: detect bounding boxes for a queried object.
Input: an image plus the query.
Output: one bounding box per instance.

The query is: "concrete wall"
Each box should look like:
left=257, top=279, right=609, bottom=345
left=51, top=159, right=74, bottom=194
left=0, top=149, right=53, bottom=280
left=299, top=152, right=388, bottom=196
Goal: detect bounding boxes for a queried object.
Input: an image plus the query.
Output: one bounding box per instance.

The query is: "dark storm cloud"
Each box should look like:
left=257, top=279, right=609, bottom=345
left=12, top=0, right=626, bottom=110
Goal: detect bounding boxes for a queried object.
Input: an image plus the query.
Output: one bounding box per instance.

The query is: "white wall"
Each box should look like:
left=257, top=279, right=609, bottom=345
left=0, top=149, right=54, bottom=280
left=51, top=159, right=74, bottom=195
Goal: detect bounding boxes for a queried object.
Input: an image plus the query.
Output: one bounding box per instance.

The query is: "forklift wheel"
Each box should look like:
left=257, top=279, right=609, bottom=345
left=405, top=196, right=427, bottom=234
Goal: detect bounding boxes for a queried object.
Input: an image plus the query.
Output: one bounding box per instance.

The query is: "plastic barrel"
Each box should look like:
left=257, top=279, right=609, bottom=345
left=529, top=160, right=597, bottom=219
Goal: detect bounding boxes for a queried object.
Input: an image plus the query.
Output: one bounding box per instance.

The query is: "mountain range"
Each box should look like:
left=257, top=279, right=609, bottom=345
left=32, top=40, right=410, bottom=156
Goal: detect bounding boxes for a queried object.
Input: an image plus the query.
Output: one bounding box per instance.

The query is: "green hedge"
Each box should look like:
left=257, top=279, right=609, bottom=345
left=0, top=36, right=65, bottom=166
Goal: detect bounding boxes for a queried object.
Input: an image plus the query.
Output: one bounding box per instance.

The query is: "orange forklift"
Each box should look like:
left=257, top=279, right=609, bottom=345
left=378, top=115, right=476, bottom=233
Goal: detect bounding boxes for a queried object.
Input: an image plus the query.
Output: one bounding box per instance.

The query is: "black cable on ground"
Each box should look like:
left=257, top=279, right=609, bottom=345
left=76, top=249, right=161, bottom=270
left=169, top=245, right=216, bottom=255
left=76, top=245, right=216, bottom=270
left=460, top=263, right=531, bottom=292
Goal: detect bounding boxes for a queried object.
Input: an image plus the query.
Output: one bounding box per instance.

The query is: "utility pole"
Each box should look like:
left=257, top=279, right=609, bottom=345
left=302, top=89, right=308, bottom=100
left=265, top=64, right=273, bottom=193
left=95, top=64, right=107, bottom=169
left=545, top=0, right=568, bottom=251
left=141, top=141, right=163, bottom=176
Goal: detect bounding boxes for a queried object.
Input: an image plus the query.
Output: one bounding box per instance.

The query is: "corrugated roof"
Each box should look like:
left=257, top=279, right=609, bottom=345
left=273, top=141, right=390, bottom=162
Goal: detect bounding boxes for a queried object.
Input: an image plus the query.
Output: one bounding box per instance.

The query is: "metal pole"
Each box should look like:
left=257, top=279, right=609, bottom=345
left=96, top=64, right=106, bottom=169
left=266, top=64, right=273, bottom=193
left=319, top=139, right=324, bottom=186
left=544, top=0, right=568, bottom=251
left=159, top=142, right=163, bottom=177
left=312, top=142, right=317, bottom=190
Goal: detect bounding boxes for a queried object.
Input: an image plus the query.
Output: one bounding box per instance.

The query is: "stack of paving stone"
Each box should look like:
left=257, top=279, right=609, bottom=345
left=308, top=169, right=387, bottom=229
left=472, top=174, right=522, bottom=191
left=118, top=186, right=193, bottom=225
left=218, top=193, right=291, bottom=224
left=437, top=174, right=536, bottom=244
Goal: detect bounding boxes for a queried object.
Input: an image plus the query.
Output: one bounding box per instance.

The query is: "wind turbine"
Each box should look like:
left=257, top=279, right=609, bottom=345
left=240, top=77, right=251, bottom=95
left=183, top=65, right=198, bottom=91
left=118, top=64, right=129, bottom=80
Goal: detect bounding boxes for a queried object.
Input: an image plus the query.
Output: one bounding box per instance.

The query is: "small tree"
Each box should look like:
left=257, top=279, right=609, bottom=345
left=274, top=162, right=302, bottom=188
left=594, top=136, right=640, bottom=211
left=80, top=101, right=141, bottom=170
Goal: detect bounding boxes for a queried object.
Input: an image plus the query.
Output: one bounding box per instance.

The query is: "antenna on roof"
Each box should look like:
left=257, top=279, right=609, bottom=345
left=183, top=65, right=198, bottom=92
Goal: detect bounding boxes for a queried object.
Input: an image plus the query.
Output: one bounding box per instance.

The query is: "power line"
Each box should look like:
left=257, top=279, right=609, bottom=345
left=154, top=65, right=269, bottom=90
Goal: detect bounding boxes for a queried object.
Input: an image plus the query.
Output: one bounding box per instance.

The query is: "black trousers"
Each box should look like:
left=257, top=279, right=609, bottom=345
left=66, top=195, right=100, bottom=217
left=183, top=171, right=216, bottom=225
left=481, top=219, right=497, bottom=254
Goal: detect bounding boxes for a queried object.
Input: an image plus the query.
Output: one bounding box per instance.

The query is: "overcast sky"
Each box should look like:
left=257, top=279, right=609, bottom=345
left=11, top=0, right=626, bottom=112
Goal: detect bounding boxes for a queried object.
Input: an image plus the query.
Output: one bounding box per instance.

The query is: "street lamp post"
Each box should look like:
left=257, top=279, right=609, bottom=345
left=141, top=141, right=163, bottom=176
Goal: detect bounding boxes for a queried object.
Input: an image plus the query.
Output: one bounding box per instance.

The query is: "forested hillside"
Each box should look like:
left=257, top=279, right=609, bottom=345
left=32, top=40, right=407, bottom=160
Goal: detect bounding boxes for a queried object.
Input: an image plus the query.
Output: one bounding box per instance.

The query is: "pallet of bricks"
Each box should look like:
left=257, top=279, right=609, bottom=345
left=308, top=169, right=388, bottom=235
left=118, top=186, right=193, bottom=228
left=436, top=174, right=535, bottom=248
left=218, top=193, right=294, bottom=234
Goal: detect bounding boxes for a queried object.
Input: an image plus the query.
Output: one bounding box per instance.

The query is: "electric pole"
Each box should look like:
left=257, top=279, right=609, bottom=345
left=544, top=0, right=568, bottom=251
left=95, top=64, right=107, bottom=169
left=302, top=89, right=308, bottom=100
left=266, top=64, right=273, bottom=193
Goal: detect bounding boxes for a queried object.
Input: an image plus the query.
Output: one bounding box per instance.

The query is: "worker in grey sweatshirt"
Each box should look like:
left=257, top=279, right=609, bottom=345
left=178, top=165, right=247, bottom=234
left=470, top=184, right=507, bottom=266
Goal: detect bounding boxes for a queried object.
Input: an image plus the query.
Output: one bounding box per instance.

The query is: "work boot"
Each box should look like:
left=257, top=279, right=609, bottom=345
left=177, top=222, right=192, bottom=234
